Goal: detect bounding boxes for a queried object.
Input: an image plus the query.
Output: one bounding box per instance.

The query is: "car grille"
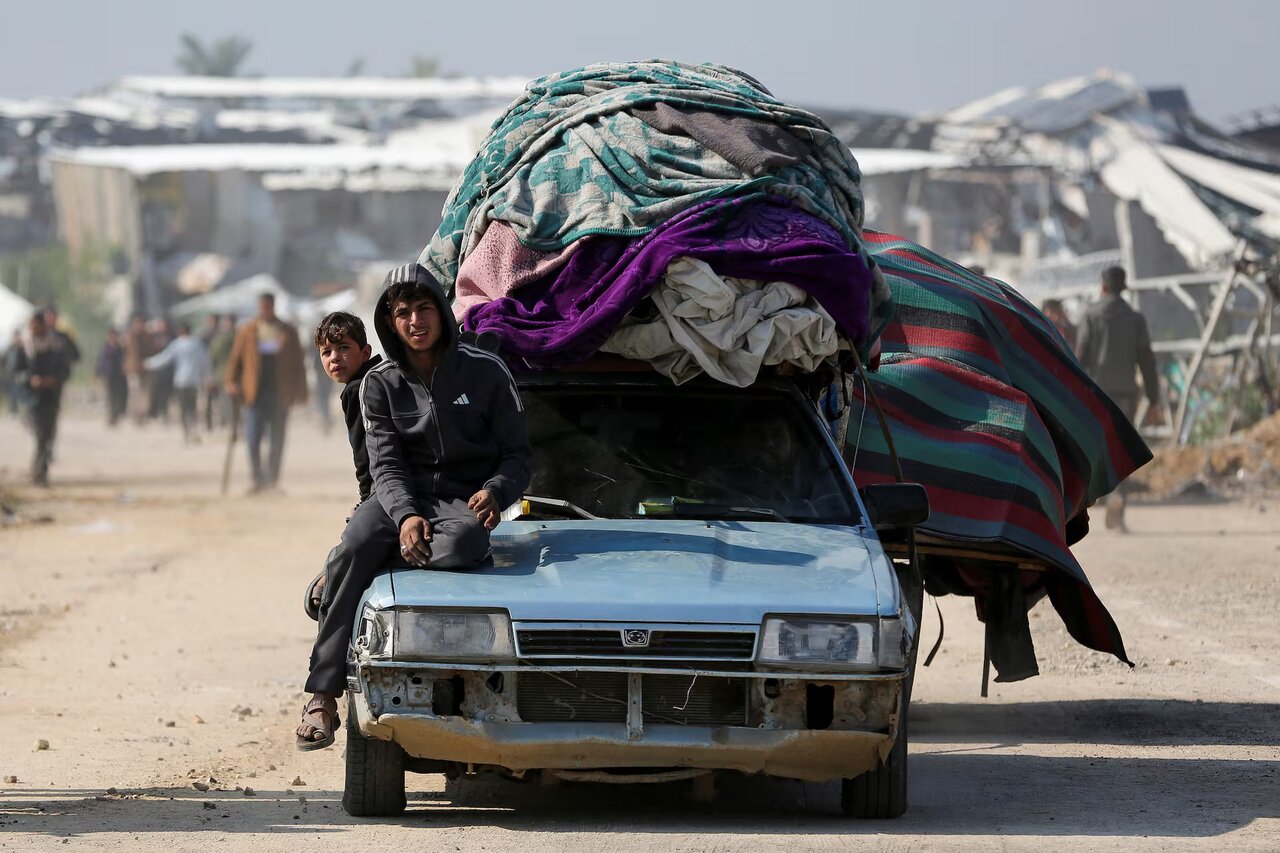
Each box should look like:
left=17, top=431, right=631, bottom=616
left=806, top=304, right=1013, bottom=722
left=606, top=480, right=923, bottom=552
left=515, top=628, right=756, bottom=660
left=516, top=671, right=748, bottom=726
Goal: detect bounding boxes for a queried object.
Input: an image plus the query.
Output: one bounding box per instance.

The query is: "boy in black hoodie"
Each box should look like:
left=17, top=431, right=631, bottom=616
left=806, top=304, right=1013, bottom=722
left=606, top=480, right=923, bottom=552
left=302, top=311, right=383, bottom=619
left=297, top=266, right=531, bottom=750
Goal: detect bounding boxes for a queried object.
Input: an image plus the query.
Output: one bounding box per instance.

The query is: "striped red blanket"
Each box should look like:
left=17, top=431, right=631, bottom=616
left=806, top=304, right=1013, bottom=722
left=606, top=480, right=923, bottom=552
left=848, top=231, right=1152, bottom=664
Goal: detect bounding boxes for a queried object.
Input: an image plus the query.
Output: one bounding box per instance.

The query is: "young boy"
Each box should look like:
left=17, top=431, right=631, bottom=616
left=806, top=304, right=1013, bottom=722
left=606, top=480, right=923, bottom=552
left=303, top=311, right=383, bottom=620
left=296, top=264, right=530, bottom=751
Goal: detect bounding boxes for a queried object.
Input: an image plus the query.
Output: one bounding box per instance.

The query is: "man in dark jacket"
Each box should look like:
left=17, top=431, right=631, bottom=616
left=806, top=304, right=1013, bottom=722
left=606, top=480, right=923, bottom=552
left=297, top=263, right=531, bottom=750
left=1077, top=266, right=1162, bottom=530
left=96, top=327, right=129, bottom=426
left=11, top=312, right=73, bottom=486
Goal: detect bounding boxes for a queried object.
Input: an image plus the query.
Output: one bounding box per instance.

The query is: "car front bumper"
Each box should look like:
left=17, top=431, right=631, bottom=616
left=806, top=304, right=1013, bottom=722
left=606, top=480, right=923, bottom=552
left=351, top=661, right=905, bottom=783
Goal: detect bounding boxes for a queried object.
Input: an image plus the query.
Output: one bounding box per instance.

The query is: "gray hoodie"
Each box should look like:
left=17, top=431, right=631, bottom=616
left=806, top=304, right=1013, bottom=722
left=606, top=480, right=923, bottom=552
left=360, top=264, right=532, bottom=528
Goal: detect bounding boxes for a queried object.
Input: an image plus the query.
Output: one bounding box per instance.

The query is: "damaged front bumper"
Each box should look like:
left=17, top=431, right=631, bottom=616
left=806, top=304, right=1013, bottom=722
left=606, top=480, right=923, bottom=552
left=350, top=661, right=906, bottom=783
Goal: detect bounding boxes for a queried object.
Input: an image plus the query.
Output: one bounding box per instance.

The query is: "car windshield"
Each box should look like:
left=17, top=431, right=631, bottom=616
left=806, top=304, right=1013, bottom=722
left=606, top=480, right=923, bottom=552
left=521, top=384, right=857, bottom=524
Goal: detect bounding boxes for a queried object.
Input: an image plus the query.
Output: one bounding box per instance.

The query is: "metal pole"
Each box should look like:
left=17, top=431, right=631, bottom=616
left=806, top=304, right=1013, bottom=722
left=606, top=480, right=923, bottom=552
left=1172, top=262, right=1243, bottom=444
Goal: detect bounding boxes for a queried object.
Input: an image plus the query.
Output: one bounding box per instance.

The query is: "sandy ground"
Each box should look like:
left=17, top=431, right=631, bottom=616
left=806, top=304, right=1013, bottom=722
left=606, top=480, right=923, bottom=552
left=1, top=409, right=1277, bottom=852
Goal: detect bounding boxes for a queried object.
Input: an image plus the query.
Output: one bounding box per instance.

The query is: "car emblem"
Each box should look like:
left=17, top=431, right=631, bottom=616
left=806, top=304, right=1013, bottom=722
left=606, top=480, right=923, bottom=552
left=622, top=629, right=650, bottom=648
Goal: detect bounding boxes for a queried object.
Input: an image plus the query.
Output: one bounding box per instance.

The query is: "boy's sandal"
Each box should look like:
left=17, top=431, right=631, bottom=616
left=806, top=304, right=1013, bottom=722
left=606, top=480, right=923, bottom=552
left=296, top=697, right=339, bottom=751
left=303, top=571, right=325, bottom=622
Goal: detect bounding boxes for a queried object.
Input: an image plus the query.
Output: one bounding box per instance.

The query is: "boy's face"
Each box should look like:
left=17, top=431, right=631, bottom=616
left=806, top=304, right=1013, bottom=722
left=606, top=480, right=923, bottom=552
left=319, top=334, right=373, bottom=384
left=391, top=297, right=442, bottom=354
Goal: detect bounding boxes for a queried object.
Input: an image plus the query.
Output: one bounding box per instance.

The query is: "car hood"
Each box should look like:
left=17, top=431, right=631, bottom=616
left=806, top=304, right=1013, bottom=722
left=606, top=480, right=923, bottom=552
left=386, top=519, right=896, bottom=624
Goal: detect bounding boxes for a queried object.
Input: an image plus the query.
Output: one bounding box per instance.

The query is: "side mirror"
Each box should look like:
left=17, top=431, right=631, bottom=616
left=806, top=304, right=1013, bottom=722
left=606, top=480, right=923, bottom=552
left=858, top=483, right=929, bottom=531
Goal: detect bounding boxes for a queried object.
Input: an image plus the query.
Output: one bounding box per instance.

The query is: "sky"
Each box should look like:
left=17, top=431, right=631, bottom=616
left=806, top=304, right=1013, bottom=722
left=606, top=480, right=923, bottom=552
left=1, top=0, right=1277, bottom=124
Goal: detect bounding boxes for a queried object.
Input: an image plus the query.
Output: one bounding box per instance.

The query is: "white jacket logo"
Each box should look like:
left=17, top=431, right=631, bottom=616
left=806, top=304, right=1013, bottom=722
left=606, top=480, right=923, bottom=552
left=453, top=394, right=470, bottom=405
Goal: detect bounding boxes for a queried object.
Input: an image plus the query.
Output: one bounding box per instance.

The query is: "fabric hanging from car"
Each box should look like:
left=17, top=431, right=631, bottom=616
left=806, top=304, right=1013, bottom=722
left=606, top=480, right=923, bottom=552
left=844, top=230, right=1152, bottom=664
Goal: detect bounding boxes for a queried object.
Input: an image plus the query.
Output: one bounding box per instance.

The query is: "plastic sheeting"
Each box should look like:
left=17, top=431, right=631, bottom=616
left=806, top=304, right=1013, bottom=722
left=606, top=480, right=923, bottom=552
left=1097, top=122, right=1237, bottom=266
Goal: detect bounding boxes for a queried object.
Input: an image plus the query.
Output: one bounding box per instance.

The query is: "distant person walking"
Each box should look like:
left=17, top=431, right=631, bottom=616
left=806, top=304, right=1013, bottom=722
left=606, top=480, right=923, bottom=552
left=147, top=317, right=175, bottom=421
left=4, top=328, right=29, bottom=417
left=1040, top=298, right=1077, bottom=352
left=10, top=312, right=72, bottom=486
left=122, top=314, right=154, bottom=425
left=96, top=327, right=129, bottom=426
left=225, top=293, right=308, bottom=492
left=1077, top=266, right=1162, bottom=531
left=145, top=322, right=211, bottom=444
left=203, top=314, right=236, bottom=430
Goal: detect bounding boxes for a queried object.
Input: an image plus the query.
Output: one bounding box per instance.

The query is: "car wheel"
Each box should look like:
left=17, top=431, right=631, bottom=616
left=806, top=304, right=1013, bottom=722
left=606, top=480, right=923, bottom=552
left=840, top=693, right=908, bottom=819
left=341, top=695, right=406, bottom=817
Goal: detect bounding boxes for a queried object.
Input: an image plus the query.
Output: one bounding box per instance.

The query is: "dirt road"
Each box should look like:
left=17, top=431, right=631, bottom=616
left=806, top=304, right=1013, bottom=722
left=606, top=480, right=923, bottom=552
left=1, top=412, right=1277, bottom=851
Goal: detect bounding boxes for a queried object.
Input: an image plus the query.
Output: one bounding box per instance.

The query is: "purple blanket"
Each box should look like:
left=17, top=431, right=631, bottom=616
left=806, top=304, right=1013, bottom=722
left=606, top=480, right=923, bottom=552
left=464, top=194, right=875, bottom=366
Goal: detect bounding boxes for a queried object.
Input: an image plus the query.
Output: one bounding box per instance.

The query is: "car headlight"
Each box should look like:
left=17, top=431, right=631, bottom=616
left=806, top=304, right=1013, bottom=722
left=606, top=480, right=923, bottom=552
left=356, top=606, right=393, bottom=657
left=393, top=610, right=514, bottom=661
left=759, top=617, right=903, bottom=670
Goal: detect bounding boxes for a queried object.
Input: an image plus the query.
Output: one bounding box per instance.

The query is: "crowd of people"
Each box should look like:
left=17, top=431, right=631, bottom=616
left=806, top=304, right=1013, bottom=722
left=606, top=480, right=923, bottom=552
left=4, top=293, right=314, bottom=491
left=92, top=311, right=236, bottom=437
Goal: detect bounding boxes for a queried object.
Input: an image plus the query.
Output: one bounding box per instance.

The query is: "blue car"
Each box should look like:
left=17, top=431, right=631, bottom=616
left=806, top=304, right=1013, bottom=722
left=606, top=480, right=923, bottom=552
left=343, top=372, right=926, bottom=818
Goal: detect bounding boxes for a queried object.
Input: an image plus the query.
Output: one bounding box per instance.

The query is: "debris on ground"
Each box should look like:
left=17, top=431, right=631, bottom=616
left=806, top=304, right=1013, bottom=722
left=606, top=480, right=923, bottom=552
left=1135, top=411, right=1280, bottom=498
left=33, top=739, right=49, bottom=751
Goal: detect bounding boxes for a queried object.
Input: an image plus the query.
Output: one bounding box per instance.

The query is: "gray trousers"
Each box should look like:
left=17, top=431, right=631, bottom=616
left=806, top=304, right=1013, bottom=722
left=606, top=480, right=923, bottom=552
left=305, top=496, right=491, bottom=695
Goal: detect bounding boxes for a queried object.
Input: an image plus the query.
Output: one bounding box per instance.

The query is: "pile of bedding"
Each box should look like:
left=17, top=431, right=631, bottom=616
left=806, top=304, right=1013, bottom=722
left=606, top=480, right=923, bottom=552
left=420, top=60, right=886, bottom=386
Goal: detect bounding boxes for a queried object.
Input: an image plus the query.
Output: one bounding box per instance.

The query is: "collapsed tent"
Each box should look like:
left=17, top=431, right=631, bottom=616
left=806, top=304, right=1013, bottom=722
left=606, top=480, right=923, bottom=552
left=418, top=60, right=1150, bottom=677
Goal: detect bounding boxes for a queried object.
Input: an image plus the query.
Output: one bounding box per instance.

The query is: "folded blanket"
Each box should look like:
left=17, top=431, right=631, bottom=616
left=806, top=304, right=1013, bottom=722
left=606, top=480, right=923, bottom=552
left=601, top=257, right=838, bottom=386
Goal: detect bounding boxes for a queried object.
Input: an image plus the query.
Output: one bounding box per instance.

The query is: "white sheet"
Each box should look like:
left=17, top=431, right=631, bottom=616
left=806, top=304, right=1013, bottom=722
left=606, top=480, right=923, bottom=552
left=601, top=257, right=838, bottom=387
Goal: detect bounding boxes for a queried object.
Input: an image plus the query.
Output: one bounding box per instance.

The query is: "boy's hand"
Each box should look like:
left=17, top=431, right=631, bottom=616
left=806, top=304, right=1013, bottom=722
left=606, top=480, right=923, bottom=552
left=399, top=515, right=432, bottom=567
left=468, top=489, right=499, bottom=530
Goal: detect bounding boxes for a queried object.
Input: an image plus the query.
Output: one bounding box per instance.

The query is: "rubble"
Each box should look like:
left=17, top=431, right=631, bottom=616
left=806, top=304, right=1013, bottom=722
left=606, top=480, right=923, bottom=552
left=1135, top=411, right=1280, bottom=497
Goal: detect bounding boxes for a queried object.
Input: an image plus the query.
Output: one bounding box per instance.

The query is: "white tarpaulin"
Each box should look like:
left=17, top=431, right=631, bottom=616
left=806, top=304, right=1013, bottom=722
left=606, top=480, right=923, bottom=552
left=0, top=282, right=36, bottom=345
left=1157, top=144, right=1280, bottom=238
left=1096, top=123, right=1237, bottom=267
left=170, top=274, right=357, bottom=328
left=169, top=274, right=297, bottom=321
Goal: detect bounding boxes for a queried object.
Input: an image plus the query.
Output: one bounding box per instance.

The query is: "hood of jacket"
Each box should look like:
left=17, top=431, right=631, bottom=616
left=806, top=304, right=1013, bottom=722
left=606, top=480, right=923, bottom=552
left=373, top=263, right=457, bottom=367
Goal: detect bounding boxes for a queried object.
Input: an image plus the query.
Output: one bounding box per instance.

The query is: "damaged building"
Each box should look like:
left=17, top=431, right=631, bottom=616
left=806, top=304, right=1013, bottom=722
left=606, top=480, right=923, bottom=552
left=15, top=76, right=523, bottom=318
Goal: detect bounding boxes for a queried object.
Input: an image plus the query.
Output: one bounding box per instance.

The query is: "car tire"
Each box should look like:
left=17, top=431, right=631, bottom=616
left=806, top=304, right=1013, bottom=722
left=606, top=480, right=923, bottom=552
left=341, top=696, right=407, bottom=817
left=842, top=554, right=917, bottom=819
left=840, top=698, right=908, bottom=819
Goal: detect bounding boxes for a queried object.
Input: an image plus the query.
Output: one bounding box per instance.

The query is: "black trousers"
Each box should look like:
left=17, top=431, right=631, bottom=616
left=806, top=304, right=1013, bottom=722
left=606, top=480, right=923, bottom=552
left=106, top=377, right=128, bottom=426
left=305, top=496, right=492, bottom=695
left=177, top=386, right=199, bottom=441
left=29, top=393, right=61, bottom=484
